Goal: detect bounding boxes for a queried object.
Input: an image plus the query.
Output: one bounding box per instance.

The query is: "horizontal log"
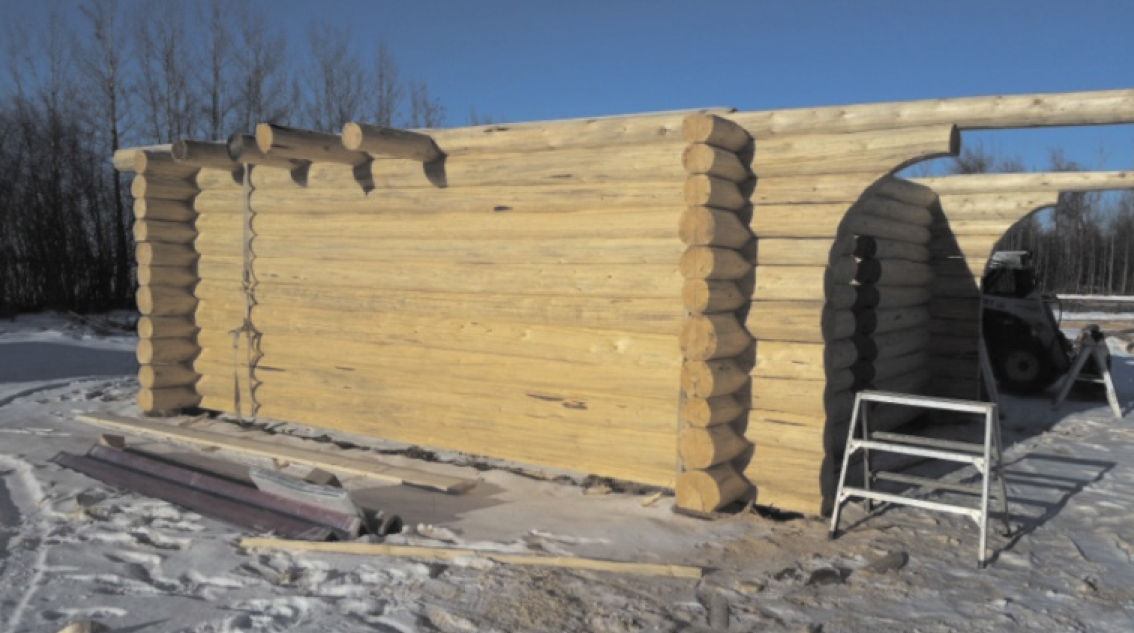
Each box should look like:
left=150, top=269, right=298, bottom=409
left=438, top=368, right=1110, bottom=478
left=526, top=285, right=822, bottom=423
left=750, top=172, right=886, bottom=205
left=749, top=235, right=854, bottom=267
left=928, top=316, right=980, bottom=338
left=137, top=265, right=197, bottom=288
left=749, top=338, right=857, bottom=380
left=681, top=394, right=745, bottom=428
left=742, top=444, right=824, bottom=515
left=138, top=315, right=198, bottom=339
left=194, top=377, right=677, bottom=486
left=680, top=314, right=752, bottom=361
left=751, top=257, right=857, bottom=301
left=854, top=236, right=930, bottom=262
left=198, top=234, right=685, bottom=266
left=256, top=123, right=369, bottom=165
left=137, top=285, right=198, bottom=316
left=675, top=462, right=750, bottom=512
left=680, top=246, right=752, bottom=280
left=856, top=195, right=934, bottom=226
left=871, top=177, right=939, bottom=208
left=749, top=378, right=854, bottom=418
left=249, top=144, right=687, bottom=191
left=935, top=193, right=1060, bottom=220
left=750, top=203, right=847, bottom=238
left=929, top=274, right=981, bottom=296
left=684, top=174, right=747, bottom=209
left=113, top=144, right=171, bottom=172
left=214, top=182, right=684, bottom=215
left=139, top=363, right=200, bottom=389
left=854, top=285, right=932, bottom=310
left=193, top=303, right=680, bottom=369
left=751, top=125, right=958, bottom=177
left=195, top=280, right=682, bottom=335
left=137, top=338, right=199, bottom=365
left=928, top=334, right=978, bottom=355
left=682, top=113, right=750, bottom=152
left=341, top=122, right=443, bottom=162
left=735, top=89, right=1134, bottom=136
left=172, top=140, right=239, bottom=171
left=871, top=307, right=932, bottom=335
left=683, top=143, right=749, bottom=182
left=913, top=170, right=1134, bottom=195
left=868, top=328, right=931, bottom=360
left=679, top=206, right=751, bottom=248
left=198, top=257, right=684, bottom=299
left=227, top=134, right=308, bottom=170
left=134, top=219, right=197, bottom=244
left=681, top=359, right=749, bottom=399
left=136, top=242, right=198, bottom=267
left=855, top=260, right=934, bottom=286
left=927, top=297, right=981, bottom=320
left=874, top=368, right=932, bottom=395
left=683, top=279, right=747, bottom=313
left=745, top=302, right=855, bottom=343
left=138, top=386, right=201, bottom=414
left=852, top=351, right=929, bottom=385
left=133, top=150, right=199, bottom=180
left=132, top=176, right=199, bottom=202
left=929, top=355, right=979, bottom=380
left=844, top=213, right=931, bottom=244
left=679, top=425, right=750, bottom=469
left=135, top=198, right=197, bottom=222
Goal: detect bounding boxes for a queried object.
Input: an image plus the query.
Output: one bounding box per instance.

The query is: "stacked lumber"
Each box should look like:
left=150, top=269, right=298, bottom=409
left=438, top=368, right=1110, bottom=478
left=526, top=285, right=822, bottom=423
left=675, top=114, right=755, bottom=512
left=115, top=149, right=206, bottom=414
left=187, top=111, right=725, bottom=487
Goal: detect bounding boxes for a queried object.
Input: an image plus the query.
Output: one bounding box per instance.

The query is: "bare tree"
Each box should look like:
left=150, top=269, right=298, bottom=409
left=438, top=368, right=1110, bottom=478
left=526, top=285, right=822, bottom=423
left=372, top=40, right=402, bottom=127
left=409, top=79, right=445, bottom=128
left=233, top=4, right=291, bottom=130
left=197, top=0, right=235, bottom=140
left=300, top=23, right=369, bottom=131
left=133, top=1, right=199, bottom=142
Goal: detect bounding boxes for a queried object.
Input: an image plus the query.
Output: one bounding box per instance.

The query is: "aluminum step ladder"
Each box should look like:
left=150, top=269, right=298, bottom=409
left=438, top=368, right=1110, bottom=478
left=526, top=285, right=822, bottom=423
left=828, top=390, right=1011, bottom=568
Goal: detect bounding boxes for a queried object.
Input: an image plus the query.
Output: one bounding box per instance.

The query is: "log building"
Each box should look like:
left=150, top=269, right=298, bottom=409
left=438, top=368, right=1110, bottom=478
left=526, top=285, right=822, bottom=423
left=115, top=89, right=1134, bottom=515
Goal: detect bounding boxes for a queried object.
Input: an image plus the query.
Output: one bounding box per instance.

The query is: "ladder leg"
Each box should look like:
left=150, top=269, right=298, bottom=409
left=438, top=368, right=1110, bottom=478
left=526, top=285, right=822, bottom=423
left=1052, top=342, right=1093, bottom=410
left=829, top=393, right=864, bottom=540
left=990, top=405, right=1011, bottom=536
left=1095, top=345, right=1123, bottom=419
left=978, top=409, right=994, bottom=568
left=861, top=401, right=874, bottom=511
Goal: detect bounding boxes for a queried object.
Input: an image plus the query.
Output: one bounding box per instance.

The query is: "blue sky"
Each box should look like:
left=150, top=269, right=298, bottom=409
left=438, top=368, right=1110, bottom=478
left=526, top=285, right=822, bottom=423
left=6, top=0, right=1134, bottom=171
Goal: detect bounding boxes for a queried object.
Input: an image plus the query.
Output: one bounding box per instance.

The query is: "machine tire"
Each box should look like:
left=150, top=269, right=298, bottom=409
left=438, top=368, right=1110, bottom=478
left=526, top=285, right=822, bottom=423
left=994, top=340, right=1055, bottom=394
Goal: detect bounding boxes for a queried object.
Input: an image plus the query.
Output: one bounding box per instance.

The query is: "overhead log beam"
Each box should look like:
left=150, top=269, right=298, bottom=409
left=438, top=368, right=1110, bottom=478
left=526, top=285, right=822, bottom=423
left=913, top=171, right=1134, bottom=195
left=227, top=134, right=309, bottom=170
left=172, top=139, right=240, bottom=171
left=256, top=124, right=370, bottom=165
left=341, top=122, right=443, bottom=162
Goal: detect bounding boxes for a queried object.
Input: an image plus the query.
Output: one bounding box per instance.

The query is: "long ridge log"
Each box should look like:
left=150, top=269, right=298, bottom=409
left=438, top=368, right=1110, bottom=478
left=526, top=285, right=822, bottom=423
left=341, top=122, right=443, bottom=162
left=256, top=124, right=369, bottom=165
left=227, top=134, right=308, bottom=170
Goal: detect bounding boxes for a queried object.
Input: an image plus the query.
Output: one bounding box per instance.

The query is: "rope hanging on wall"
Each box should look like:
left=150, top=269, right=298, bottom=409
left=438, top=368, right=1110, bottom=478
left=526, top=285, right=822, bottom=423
left=230, top=162, right=263, bottom=421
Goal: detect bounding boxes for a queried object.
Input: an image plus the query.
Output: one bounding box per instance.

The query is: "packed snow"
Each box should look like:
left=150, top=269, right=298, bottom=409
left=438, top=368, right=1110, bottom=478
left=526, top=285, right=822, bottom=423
left=1, top=312, right=1132, bottom=632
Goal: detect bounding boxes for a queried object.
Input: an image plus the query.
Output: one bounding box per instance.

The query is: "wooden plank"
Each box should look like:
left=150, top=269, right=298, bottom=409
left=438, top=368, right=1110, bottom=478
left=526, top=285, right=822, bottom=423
left=239, top=538, right=703, bottom=579
left=75, top=412, right=476, bottom=494
left=914, top=171, right=1134, bottom=195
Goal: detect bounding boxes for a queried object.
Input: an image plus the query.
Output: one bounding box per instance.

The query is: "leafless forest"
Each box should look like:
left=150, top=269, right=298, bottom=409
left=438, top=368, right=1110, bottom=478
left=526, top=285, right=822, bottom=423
left=1, top=1, right=1132, bottom=315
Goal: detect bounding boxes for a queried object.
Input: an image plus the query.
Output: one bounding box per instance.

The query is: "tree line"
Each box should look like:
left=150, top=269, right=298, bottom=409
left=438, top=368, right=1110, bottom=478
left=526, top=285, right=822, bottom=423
left=1, top=0, right=472, bottom=314
left=946, top=146, right=1134, bottom=296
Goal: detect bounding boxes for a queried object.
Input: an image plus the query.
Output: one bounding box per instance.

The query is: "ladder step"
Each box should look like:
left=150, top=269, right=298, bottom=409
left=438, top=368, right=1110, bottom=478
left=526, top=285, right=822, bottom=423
left=858, top=390, right=996, bottom=415
left=838, top=487, right=982, bottom=522
left=874, top=471, right=984, bottom=496
left=849, top=440, right=985, bottom=466
left=871, top=432, right=986, bottom=455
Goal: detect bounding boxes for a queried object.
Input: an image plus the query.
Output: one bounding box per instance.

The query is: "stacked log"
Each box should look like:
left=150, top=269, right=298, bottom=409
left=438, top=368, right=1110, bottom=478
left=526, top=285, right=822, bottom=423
left=117, top=149, right=207, bottom=414
left=676, top=114, right=755, bottom=512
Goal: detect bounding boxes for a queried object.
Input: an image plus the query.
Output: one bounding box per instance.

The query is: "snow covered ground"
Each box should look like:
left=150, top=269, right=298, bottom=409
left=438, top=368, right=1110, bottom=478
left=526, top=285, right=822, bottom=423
left=1, top=312, right=1133, bottom=633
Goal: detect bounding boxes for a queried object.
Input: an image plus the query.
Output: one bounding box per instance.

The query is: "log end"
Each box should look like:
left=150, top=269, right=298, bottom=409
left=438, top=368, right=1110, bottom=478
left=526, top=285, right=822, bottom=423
left=255, top=123, right=275, bottom=153
left=341, top=122, right=364, bottom=151
left=675, top=462, right=750, bottom=512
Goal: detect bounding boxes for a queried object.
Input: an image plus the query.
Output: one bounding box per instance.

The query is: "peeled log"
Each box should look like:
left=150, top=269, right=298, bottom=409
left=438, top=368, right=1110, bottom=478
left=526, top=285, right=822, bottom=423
left=136, top=338, right=199, bottom=364
left=680, top=246, right=752, bottom=280
left=132, top=176, right=199, bottom=202
left=871, top=177, right=939, bottom=208
left=682, top=144, right=749, bottom=182
left=139, top=363, right=200, bottom=389
left=856, top=196, right=933, bottom=226
left=872, top=328, right=931, bottom=360
left=136, top=285, right=198, bottom=316
left=679, top=425, right=750, bottom=469
left=341, top=122, right=443, bottom=162
left=135, top=198, right=196, bottom=222
left=136, top=242, right=198, bottom=267
left=854, top=236, right=929, bottom=262
left=749, top=378, right=853, bottom=418
left=746, top=301, right=855, bottom=343
left=875, top=368, right=932, bottom=395
left=134, top=150, right=199, bottom=180
left=852, top=351, right=929, bottom=385
left=172, top=140, right=239, bottom=171
left=682, top=114, right=750, bottom=152
left=682, top=393, right=745, bottom=428
left=113, top=144, right=171, bottom=172
left=675, top=462, right=750, bottom=512
left=751, top=339, right=857, bottom=380
left=683, top=279, right=746, bottom=313
left=752, top=260, right=856, bottom=302
left=680, top=314, right=752, bottom=361
left=681, top=359, right=748, bottom=399
left=751, top=236, right=853, bottom=266
left=844, top=213, right=931, bottom=244
left=138, top=315, right=198, bottom=339
left=134, top=219, right=197, bottom=244
left=227, top=134, right=308, bottom=170
left=750, top=202, right=847, bottom=238
left=256, top=124, right=369, bottom=165
left=684, top=174, right=747, bottom=210
left=873, top=307, right=931, bottom=334
left=854, top=285, right=931, bottom=310
left=855, top=260, right=933, bottom=286
left=137, top=265, right=197, bottom=288
left=138, top=386, right=201, bottom=414
left=751, top=125, right=958, bottom=177
left=679, top=206, right=751, bottom=248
